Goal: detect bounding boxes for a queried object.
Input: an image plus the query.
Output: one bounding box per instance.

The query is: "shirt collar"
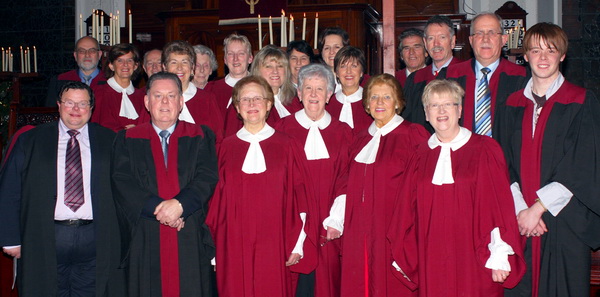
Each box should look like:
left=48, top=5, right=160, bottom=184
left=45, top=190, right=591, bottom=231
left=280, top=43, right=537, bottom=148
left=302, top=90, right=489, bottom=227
left=59, top=119, right=89, bottom=139
left=523, top=72, right=565, bottom=103
left=367, top=114, right=404, bottom=137
left=432, top=57, right=453, bottom=74
left=295, top=110, right=332, bottom=130
left=152, top=122, right=176, bottom=137
left=475, top=58, right=500, bottom=81
left=225, top=73, right=246, bottom=88
left=183, top=83, right=198, bottom=102
left=335, top=87, right=363, bottom=104
left=78, top=68, right=100, bottom=82
left=107, top=77, right=135, bottom=95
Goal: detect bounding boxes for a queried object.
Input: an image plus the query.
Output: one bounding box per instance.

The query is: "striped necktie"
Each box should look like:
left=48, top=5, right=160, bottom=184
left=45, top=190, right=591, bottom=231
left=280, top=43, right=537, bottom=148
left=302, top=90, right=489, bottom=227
left=64, top=130, right=84, bottom=212
left=475, top=67, right=492, bottom=137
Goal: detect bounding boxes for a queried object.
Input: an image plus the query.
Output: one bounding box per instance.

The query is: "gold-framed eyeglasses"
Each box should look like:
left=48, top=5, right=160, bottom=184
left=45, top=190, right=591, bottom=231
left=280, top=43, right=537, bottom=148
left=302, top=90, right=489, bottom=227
left=61, top=100, right=91, bottom=109
left=239, top=96, right=266, bottom=105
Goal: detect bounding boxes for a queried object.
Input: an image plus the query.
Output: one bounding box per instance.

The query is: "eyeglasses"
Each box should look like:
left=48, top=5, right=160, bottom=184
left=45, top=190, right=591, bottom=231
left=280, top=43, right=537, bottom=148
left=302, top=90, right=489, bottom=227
left=427, top=102, right=459, bottom=110
left=471, top=31, right=503, bottom=39
left=61, top=100, right=91, bottom=109
left=239, top=96, right=266, bottom=105
left=76, top=48, right=100, bottom=55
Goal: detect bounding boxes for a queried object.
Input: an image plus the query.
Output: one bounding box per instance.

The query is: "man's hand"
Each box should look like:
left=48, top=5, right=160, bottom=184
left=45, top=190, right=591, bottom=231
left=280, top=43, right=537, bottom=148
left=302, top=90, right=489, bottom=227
left=517, top=201, right=547, bottom=237
left=154, top=199, right=183, bottom=226
left=3, top=246, right=21, bottom=259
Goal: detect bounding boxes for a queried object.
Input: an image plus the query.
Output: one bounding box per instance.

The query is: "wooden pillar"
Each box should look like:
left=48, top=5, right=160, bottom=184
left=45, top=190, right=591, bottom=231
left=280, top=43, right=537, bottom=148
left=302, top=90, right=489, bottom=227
left=382, top=0, right=395, bottom=75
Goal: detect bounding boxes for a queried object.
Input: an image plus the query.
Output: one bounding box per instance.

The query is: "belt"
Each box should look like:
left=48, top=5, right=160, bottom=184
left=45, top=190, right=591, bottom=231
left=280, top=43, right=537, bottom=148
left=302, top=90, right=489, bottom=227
left=54, top=219, right=93, bottom=226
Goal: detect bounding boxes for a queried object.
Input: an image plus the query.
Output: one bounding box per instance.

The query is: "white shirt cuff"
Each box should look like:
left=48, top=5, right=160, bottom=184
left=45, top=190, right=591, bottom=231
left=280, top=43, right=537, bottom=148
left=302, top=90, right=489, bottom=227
left=485, top=227, right=514, bottom=271
left=392, top=261, right=412, bottom=282
left=536, top=182, right=573, bottom=216
left=2, top=245, right=20, bottom=250
left=511, top=182, right=528, bottom=215
left=292, top=212, right=307, bottom=257
left=322, top=194, right=346, bottom=234
left=211, top=257, right=215, bottom=266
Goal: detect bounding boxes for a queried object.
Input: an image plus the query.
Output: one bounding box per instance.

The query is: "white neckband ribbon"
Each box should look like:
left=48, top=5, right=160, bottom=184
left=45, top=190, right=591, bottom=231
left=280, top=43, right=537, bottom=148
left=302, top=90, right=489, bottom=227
left=237, top=124, right=275, bottom=174
left=428, top=127, right=471, bottom=185
left=108, top=77, right=138, bottom=120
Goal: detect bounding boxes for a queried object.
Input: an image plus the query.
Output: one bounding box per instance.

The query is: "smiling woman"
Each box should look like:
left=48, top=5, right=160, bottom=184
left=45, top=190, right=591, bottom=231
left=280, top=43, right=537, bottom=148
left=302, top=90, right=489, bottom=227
left=91, top=43, right=147, bottom=132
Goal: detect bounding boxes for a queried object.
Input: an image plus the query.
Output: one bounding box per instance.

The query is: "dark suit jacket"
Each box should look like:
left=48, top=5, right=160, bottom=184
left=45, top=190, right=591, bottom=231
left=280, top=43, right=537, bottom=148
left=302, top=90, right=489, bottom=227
left=0, top=121, right=124, bottom=297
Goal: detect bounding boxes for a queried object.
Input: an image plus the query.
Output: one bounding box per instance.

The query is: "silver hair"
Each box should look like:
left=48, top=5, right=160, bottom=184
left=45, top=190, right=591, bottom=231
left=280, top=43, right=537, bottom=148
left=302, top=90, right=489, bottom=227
left=193, top=44, right=218, bottom=71
left=297, top=63, right=336, bottom=95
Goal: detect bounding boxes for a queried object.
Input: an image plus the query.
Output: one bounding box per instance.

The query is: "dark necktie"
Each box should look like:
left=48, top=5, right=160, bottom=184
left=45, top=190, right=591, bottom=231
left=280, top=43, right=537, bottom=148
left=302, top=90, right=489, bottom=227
left=159, top=130, right=170, bottom=166
left=64, top=130, right=84, bottom=212
left=475, top=67, right=492, bottom=137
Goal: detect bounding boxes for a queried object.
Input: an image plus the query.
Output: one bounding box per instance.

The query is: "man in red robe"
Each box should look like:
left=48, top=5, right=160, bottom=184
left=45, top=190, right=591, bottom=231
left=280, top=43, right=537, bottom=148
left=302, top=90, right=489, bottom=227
left=395, top=28, right=428, bottom=87
left=112, top=72, right=218, bottom=297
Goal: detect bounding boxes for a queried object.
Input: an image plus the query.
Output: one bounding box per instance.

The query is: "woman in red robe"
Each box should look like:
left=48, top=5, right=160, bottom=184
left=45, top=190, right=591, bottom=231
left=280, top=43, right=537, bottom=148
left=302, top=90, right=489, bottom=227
left=339, top=74, right=429, bottom=297
left=91, top=43, right=146, bottom=131
left=388, top=79, right=525, bottom=296
left=275, top=63, right=352, bottom=297
left=207, top=76, right=317, bottom=297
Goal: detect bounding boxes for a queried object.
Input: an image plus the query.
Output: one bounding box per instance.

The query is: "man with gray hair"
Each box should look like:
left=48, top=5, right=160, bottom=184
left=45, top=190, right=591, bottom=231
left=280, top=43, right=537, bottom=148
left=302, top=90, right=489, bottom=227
left=395, top=28, right=428, bottom=87
left=143, top=49, right=163, bottom=78
left=205, top=33, right=254, bottom=117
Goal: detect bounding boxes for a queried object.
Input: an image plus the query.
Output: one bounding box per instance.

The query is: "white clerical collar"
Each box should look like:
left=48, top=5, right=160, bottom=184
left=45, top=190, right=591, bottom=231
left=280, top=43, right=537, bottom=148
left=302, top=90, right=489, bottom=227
left=355, top=115, right=404, bottom=164
left=295, top=110, right=331, bottom=160
left=108, top=77, right=138, bottom=120
left=427, top=127, right=471, bottom=185
left=237, top=124, right=276, bottom=174
left=179, top=83, right=197, bottom=124
left=523, top=72, right=565, bottom=103
left=225, top=73, right=245, bottom=88
left=335, top=87, right=363, bottom=104
left=273, top=92, right=291, bottom=118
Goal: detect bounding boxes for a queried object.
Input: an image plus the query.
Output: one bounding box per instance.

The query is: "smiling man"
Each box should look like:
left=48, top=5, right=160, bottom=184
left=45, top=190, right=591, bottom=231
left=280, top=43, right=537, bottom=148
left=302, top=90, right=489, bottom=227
left=395, top=28, right=428, bottom=87
left=45, top=36, right=107, bottom=107
left=111, top=72, right=218, bottom=297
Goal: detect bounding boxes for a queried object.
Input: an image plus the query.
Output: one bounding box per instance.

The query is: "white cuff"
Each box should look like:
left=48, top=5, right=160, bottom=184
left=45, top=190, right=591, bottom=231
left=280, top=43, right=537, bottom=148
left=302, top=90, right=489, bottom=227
left=511, top=182, right=528, bottom=215
left=2, top=245, right=20, bottom=250
left=292, top=212, right=307, bottom=257
left=537, top=182, right=573, bottom=216
left=211, top=257, right=215, bottom=266
left=322, top=194, right=346, bottom=234
left=485, top=227, right=514, bottom=271
left=392, top=261, right=412, bottom=282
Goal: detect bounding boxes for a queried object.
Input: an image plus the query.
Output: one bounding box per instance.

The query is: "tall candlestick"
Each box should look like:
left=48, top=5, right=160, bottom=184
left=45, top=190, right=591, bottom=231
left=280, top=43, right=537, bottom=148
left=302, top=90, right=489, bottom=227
left=33, top=46, right=37, bottom=73
left=100, top=11, right=104, bottom=45
left=302, top=13, right=306, bottom=41
left=20, top=46, right=24, bottom=73
left=258, top=15, right=262, bottom=50
left=314, top=13, right=319, bottom=49
left=281, top=10, right=285, bottom=47
left=269, top=16, right=273, bottom=45
left=289, top=15, right=294, bottom=43
left=129, top=10, right=133, bottom=43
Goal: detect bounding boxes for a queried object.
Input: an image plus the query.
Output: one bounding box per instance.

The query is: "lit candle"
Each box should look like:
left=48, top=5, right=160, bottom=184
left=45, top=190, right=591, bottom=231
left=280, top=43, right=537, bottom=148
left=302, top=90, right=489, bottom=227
left=269, top=16, right=273, bottom=45
left=258, top=15, right=262, bottom=50
left=1, top=47, right=4, bottom=72
left=92, top=10, right=96, bottom=39
left=116, top=11, right=120, bottom=44
left=314, top=13, right=319, bottom=49
left=289, top=15, right=294, bottom=43
left=129, top=10, right=133, bottom=43
left=33, top=46, right=37, bottom=73
left=80, top=14, right=83, bottom=38
left=26, top=48, right=30, bottom=73
left=281, top=10, right=285, bottom=47
left=20, top=46, right=24, bottom=73
left=10, top=53, right=13, bottom=72
left=302, top=13, right=306, bottom=41
left=109, top=13, right=113, bottom=45
left=100, top=11, right=104, bottom=45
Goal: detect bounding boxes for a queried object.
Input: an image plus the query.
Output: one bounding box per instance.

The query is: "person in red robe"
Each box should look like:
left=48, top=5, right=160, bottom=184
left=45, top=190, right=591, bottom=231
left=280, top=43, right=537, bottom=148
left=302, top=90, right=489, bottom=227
left=112, top=72, right=218, bottom=297
left=497, top=23, right=600, bottom=297
left=91, top=43, right=147, bottom=131
left=205, top=33, right=254, bottom=117
left=339, top=74, right=429, bottom=297
left=388, top=79, right=525, bottom=297
left=326, top=46, right=373, bottom=135
left=153, top=40, right=224, bottom=144
left=223, top=46, right=303, bottom=137
left=207, top=76, right=317, bottom=297
left=275, top=64, right=352, bottom=297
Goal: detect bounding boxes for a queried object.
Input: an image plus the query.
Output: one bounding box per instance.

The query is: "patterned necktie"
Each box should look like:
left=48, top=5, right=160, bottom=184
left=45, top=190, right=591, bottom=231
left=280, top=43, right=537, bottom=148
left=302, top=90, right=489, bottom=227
left=159, top=130, right=170, bottom=166
left=64, top=130, right=84, bottom=212
left=475, top=67, right=492, bottom=136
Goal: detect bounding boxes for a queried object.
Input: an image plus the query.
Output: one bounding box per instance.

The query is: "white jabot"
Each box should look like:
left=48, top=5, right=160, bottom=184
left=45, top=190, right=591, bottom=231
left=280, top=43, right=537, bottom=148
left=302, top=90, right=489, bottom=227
left=237, top=124, right=276, bottom=174
left=354, top=114, right=404, bottom=164
left=273, top=92, right=291, bottom=118
left=179, top=83, right=198, bottom=124
left=108, top=77, right=138, bottom=120
left=428, top=127, right=471, bottom=185
left=335, top=87, right=363, bottom=128
left=295, top=110, right=331, bottom=160
left=225, top=74, right=244, bottom=108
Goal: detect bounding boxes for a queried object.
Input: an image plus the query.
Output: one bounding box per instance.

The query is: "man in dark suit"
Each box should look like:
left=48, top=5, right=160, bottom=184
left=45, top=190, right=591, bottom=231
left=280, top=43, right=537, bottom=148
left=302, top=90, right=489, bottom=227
left=45, top=36, right=107, bottom=106
left=0, top=81, right=124, bottom=297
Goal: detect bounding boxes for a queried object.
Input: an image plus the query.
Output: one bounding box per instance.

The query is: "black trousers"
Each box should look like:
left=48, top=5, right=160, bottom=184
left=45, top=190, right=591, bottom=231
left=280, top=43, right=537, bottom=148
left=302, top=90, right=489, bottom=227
left=55, top=222, right=96, bottom=297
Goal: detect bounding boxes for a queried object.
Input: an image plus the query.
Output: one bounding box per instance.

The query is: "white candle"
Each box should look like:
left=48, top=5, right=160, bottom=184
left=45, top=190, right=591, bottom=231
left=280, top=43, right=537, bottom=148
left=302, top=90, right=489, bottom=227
left=79, top=14, right=83, bottom=38
left=289, top=15, right=294, bottom=43
left=92, top=10, right=96, bottom=39
left=281, top=10, right=285, bottom=47
left=33, top=46, right=37, bottom=73
left=129, top=10, right=133, bottom=43
left=258, top=15, right=262, bottom=50
left=314, top=13, right=319, bottom=48
left=20, top=46, right=24, bottom=73
left=116, top=12, right=120, bottom=44
left=302, top=13, right=306, bottom=41
left=25, top=48, right=30, bottom=73
left=10, top=53, right=13, bottom=72
left=100, top=11, right=104, bottom=45
left=269, top=16, right=273, bottom=45
left=1, top=48, right=4, bottom=72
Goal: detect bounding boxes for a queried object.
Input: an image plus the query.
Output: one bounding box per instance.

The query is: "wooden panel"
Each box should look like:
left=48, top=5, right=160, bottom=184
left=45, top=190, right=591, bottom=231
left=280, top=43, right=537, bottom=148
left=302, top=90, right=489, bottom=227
left=395, top=0, right=459, bottom=16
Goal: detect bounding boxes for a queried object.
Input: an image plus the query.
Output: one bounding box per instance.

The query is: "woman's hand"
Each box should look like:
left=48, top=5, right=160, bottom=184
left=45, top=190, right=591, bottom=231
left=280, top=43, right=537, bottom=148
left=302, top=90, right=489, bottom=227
left=285, top=253, right=301, bottom=266
left=492, top=269, right=510, bottom=283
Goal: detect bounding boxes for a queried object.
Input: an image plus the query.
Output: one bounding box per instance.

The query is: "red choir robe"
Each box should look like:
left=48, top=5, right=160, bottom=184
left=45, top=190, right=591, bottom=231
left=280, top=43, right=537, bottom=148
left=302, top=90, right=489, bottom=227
left=326, top=93, right=373, bottom=135
left=205, top=78, right=233, bottom=118
left=223, top=97, right=303, bottom=137
left=275, top=112, right=353, bottom=297
left=112, top=122, right=218, bottom=297
left=340, top=118, right=429, bottom=297
left=395, top=69, right=408, bottom=87
left=206, top=129, right=318, bottom=297
left=91, top=84, right=147, bottom=131
left=45, top=69, right=107, bottom=107
left=497, top=80, right=600, bottom=297
left=388, top=132, right=526, bottom=297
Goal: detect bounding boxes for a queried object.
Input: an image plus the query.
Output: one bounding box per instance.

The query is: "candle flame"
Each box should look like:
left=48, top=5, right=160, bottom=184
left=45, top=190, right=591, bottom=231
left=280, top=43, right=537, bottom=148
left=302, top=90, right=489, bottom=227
left=129, top=9, right=131, bottom=14
left=282, top=10, right=285, bottom=16
left=304, top=13, right=306, bottom=18
left=290, top=15, right=294, bottom=21
left=269, top=16, right=272, bottom=20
